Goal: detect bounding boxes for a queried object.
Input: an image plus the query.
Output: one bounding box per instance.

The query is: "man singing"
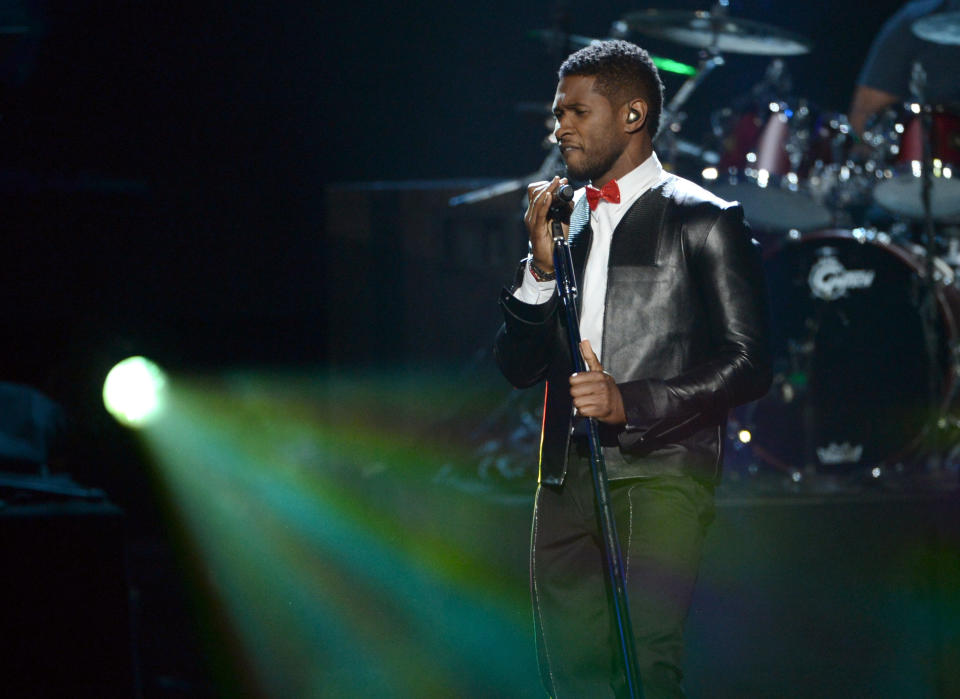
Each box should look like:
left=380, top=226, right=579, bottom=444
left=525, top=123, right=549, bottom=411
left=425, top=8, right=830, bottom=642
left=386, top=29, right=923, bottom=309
left=494, top=40, right=771, bottom=697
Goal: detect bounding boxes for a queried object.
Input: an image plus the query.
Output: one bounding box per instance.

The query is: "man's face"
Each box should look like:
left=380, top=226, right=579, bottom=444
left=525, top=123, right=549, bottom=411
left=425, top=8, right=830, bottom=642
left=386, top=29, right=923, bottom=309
left=552, top=75, right=627, bottom=184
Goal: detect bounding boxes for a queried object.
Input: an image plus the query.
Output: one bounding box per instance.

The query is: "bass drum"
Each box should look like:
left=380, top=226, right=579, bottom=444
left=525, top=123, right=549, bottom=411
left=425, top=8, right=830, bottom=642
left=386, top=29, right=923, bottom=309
left=742, top=229, right=960, bottom=473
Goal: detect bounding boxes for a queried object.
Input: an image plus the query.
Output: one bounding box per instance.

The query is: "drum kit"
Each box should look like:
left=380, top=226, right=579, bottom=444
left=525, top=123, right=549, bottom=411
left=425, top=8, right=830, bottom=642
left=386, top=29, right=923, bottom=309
left=455, top=3, right=960, bottom=488
left=636, top=5, right=960, bottom=487
left=637, top=4, right=960, bottom=486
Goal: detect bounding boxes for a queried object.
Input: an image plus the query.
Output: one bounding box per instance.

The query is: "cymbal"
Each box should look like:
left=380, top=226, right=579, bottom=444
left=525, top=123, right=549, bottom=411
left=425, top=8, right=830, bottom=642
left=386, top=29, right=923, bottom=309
left=912, top=11, right=960, bottom=45
left=529, top=29, right=697, bottom=74
left=613, top=10, right=813, bottom=55
left=527, top=28, right=600, bottom=50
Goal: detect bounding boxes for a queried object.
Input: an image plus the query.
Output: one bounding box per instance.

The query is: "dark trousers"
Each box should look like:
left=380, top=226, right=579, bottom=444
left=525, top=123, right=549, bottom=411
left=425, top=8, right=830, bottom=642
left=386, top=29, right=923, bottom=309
left=530, top=455, right=715, bottom=698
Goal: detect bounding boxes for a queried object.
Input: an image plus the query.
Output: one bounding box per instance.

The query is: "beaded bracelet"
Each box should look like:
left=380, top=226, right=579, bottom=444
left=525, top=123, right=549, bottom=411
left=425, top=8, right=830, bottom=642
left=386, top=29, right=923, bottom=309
left=529, top=258, right=557, bottom=282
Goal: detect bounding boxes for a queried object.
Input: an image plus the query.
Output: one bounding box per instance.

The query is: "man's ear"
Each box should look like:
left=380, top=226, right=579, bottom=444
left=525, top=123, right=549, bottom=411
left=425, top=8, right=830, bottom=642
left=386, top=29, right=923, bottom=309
left=624, top=99, right=648, bottom=133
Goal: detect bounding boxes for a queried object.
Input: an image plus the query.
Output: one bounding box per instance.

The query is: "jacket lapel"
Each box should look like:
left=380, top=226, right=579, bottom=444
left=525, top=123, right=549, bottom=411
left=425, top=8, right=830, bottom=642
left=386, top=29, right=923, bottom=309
left=609, top=176, right=672, bottom=267
left=566, top=196, right=592, bottom=313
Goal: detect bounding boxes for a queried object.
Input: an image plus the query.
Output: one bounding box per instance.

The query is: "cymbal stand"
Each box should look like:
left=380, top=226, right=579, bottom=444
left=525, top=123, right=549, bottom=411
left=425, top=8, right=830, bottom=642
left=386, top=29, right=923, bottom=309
left=646, top=0, right=729, bottom=163
left=448, top=147, right=563, bottom=207
left=655, top=51, right=725, bottom=164
left=911, top=60, right=944, bottom=470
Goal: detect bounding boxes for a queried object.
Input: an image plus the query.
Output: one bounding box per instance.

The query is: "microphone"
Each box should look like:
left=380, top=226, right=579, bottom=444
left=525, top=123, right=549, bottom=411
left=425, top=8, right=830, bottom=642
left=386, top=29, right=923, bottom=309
left=548, top=184, right=574, bottom=223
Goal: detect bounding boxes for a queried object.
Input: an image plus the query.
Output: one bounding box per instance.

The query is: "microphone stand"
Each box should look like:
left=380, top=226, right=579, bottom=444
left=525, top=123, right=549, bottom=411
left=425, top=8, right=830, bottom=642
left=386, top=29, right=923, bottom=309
left=549, top=190, right=644, bottom=699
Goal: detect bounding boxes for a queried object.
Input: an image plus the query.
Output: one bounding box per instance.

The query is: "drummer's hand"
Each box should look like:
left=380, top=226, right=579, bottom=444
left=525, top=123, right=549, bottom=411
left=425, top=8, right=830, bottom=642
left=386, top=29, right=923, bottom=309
left=570, top=340, right=626, bottom=425
left=524, top=176, right=570, bottom=274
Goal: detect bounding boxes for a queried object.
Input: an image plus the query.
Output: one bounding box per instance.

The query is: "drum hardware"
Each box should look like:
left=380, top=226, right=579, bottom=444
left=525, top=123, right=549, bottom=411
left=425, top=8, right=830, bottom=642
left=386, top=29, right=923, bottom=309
left=911, top=61, right=948, bottom=471
left=942, top=235, right=960, bottom=270
left=869, top=60, right=960, bottom=223
left=904, top=243, right=956, bottom=285
left=448, top=147, right=564, bottom=207
left=870, top=103, right=960, bottom=221
left=804, top=113, right=895, bottom=228
left=695, top=53, right=886, bottom=233
left=655, top=51, right=725, bottom=168
left=704, top=90, right=837, bottom=232
left=807, top=161, right=875, bottom=226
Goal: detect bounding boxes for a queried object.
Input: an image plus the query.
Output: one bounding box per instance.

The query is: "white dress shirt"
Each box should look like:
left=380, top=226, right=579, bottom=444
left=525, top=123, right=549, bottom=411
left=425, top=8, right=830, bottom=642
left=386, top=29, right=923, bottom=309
left=514, top=152, right=666, bottom=362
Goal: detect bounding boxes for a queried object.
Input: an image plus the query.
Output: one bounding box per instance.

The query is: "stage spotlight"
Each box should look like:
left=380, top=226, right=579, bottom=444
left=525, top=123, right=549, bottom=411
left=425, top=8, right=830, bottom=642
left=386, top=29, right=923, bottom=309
left=102, top=356, right=168, bottom=428
left=737, top=429, right=752, bottom=444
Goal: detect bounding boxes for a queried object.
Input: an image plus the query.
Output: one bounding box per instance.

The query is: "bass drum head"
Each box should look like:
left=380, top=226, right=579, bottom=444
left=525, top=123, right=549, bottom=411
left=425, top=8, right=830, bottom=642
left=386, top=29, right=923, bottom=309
left=748, top=230, right=958, bottom=472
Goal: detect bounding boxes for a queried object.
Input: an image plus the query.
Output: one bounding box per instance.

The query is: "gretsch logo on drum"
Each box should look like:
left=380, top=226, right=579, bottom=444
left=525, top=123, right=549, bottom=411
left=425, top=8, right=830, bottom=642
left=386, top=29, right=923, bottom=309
left=808, top=256, right=876, bottom=301
left=816, top=442, right=864, bottom=465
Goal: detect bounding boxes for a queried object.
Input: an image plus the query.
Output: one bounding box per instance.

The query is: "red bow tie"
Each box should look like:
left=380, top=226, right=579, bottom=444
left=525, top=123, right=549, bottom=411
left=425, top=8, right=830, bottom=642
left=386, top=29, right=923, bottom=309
left=585, top=180, right=621, bottom=210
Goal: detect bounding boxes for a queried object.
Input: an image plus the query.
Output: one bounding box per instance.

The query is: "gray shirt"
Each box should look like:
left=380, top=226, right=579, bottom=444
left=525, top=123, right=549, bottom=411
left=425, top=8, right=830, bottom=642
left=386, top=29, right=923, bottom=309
left=858, top=0, right=960, bottom=103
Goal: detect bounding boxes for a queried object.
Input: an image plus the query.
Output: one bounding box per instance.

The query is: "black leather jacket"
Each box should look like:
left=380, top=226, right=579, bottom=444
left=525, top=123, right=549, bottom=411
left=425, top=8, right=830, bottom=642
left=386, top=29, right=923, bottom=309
left=494, top=174, right=772, bottom=485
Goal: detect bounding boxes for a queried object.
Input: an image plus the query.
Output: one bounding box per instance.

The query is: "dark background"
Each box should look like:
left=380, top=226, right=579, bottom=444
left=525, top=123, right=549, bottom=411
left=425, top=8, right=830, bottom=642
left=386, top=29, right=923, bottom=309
left=2, top=0, right=912, bottom=406
left=3, top=0, right=905, bottom=388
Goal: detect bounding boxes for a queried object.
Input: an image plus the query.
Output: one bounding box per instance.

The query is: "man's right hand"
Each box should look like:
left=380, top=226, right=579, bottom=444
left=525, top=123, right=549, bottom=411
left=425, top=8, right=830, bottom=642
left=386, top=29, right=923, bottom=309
left=524, top=176, right=571, bottom=275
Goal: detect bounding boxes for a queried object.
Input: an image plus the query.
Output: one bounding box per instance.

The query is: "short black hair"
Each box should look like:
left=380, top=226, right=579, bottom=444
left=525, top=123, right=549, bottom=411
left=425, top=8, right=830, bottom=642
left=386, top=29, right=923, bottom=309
left=558, top=39, right=664, bottom=138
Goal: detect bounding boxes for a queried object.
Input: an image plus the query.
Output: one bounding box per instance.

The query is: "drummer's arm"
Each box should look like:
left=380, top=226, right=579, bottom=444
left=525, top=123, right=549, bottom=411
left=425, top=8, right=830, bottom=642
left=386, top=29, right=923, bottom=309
left=849, top=85, right=900, bottom=135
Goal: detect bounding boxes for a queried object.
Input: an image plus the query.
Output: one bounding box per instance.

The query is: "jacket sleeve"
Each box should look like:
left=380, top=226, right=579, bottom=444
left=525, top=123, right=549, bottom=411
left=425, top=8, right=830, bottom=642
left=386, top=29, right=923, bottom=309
left=617, top=204, right=772, bottom=450
left=493, top=260, right=560, bottom=389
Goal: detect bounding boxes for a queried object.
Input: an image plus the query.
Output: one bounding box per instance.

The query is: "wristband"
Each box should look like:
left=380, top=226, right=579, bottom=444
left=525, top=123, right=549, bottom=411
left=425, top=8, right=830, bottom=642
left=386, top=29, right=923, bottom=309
left=529, top=258, right=556, bottom=282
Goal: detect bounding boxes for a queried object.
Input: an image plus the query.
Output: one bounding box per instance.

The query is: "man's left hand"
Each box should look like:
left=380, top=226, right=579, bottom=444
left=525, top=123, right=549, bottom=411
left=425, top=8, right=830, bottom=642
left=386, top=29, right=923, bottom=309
left=569, top=340, right=626, bottom=425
